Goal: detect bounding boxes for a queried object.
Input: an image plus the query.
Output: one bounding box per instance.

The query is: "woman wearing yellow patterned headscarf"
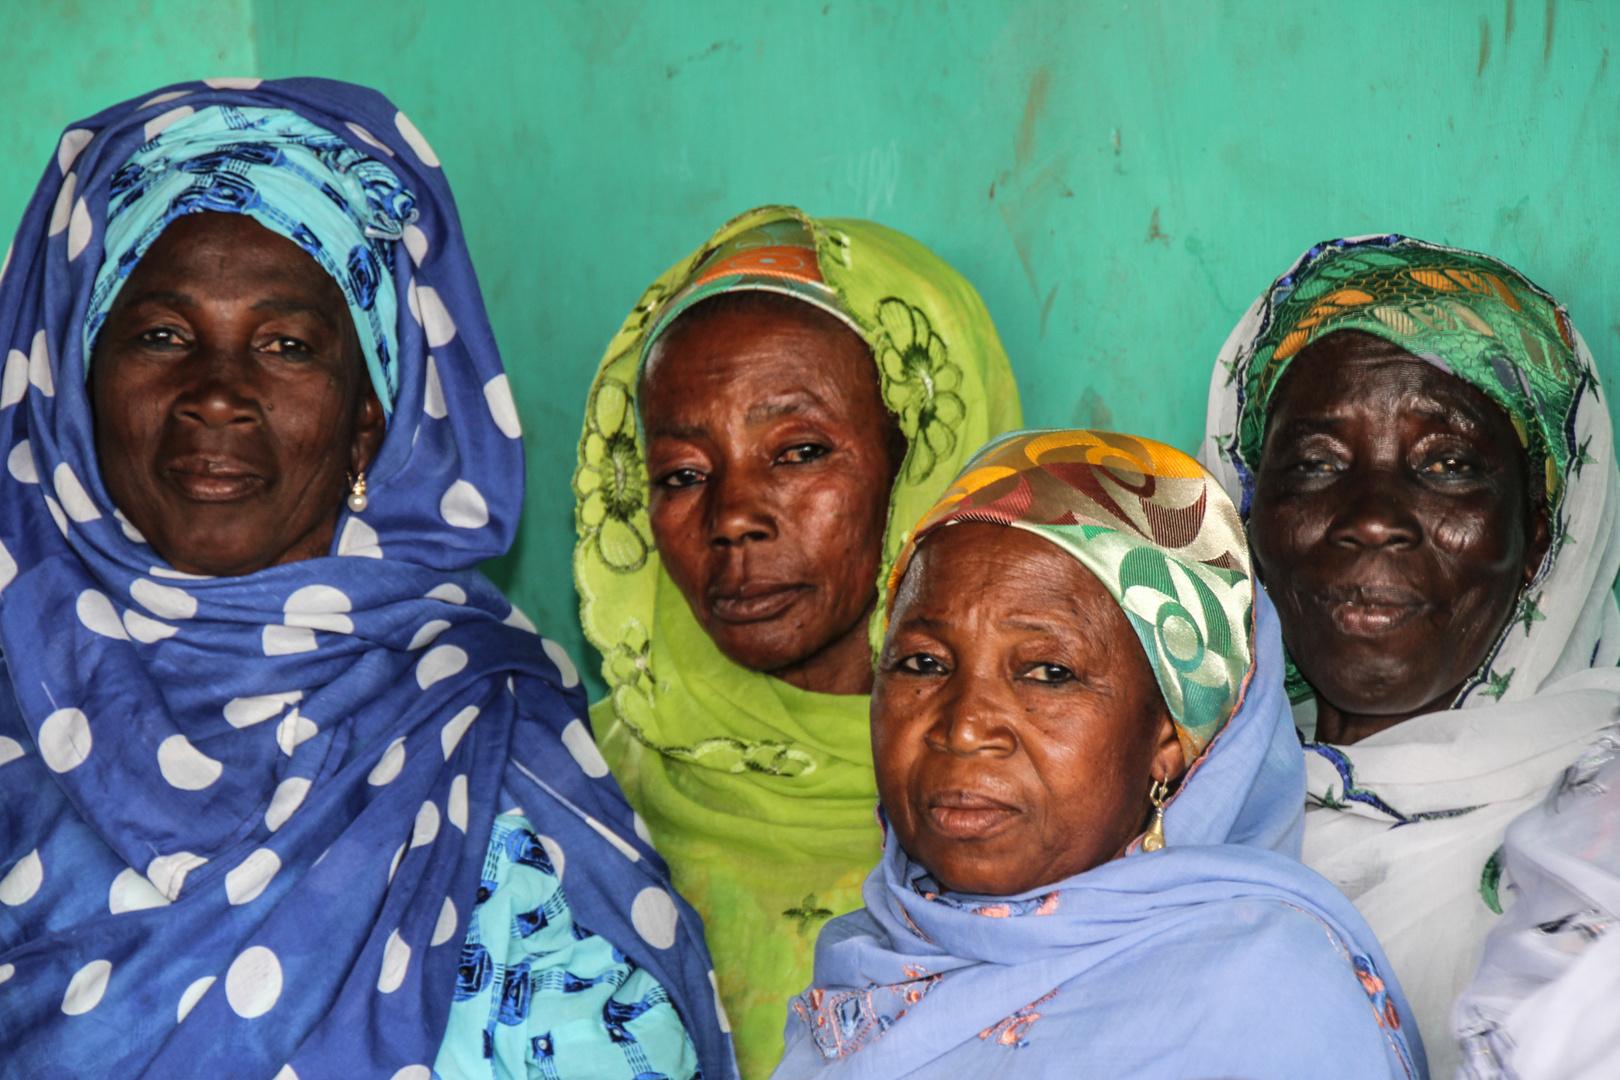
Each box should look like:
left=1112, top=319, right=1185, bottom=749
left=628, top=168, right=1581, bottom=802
left=573, top=206, right=1021, bottom=1076
left=773, top=429, right=1419, bottom=1080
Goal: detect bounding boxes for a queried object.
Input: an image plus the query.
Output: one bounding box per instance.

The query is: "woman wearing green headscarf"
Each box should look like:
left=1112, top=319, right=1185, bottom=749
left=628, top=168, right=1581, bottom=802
left=572, top=206, right=1021, bottom=1076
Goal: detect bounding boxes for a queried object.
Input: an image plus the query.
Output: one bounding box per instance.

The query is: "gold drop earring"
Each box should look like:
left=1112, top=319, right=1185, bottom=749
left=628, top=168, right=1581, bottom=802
left=346, top=471, right=369, bottom=513
left=1142, top=777, right=1171, bottom=852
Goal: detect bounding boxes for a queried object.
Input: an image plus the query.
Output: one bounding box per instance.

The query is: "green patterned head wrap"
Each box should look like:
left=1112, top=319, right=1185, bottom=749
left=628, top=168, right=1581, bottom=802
left=890, top=429, right=1255, bottom=761
left=1237, top=235, right=1590, bottom=513
left=573, top=205, right=1022, bottom=1076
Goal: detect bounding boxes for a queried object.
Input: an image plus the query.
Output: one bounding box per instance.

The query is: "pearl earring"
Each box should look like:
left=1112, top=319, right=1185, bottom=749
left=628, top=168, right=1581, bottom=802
left=346, top=471, right=369, bottom=513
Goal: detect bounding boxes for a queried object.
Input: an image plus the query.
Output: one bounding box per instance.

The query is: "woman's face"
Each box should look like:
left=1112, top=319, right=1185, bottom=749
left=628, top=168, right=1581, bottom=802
left=91, top=212, right=384, bottom=577
left=873, top=522, right=1183, bottom=896
left=1251, top=330, right=1551, bottom=729
left=640, top=299, right=902, bottom=695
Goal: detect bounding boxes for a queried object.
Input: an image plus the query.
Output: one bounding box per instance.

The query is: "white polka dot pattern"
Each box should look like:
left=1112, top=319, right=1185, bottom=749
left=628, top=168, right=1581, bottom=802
left=57, top=129, right=93, bottom=174
left=431, top=897, right=457, bottom=946
left=27, top=331, right=52, bottom=397
left=131, top=578, right=197, bottom=619
left=123, top=609, right=177, bottom=643
left=52, top=463, right=98, bottom=521
left=1, top=348, right=25, bottom=408
left=146, top=852, right=206, bottom=901
left=482, top=374, right=522, bottom=438
left=345, top=121, right=393, bottom=156
left=275, top=710, right=318, bottom=755
left=407, top=619, right=450, bottom=650
left=225, top=849, right=281, bottom=905
left=8, top=439, right=38, bottom=483
left=561, top=720, right=610, bottom=778
left=38, top=708, right=91, bottom=772
left=108, top=867, right=169, bottom=914
left=77, top=590, right=128, bottom=640
left=423, top=355, right=448, bottom=419
left=440, top=705, right=478, bottom=759
left=416, top=644, right=467, bottom=689
left=225, top=691, right=302, bottom=729
left=225, top=946, right=282, bottom=1018
left=336, top=514, right=384, bottom=558
left=542, top=638, right=580, bottom=688
left=144, top=105, right=194, bottom=142
left=283, top=585, right=353, bottom=632
left=447, top=774, right=468, bottom=832
left=264, top=777, right=311, bottom=832
left=48, top=174, right=76, bottom=236
left=157, top=734, right=223, bottom=791
left=377, top=929, right=410, bottom=993
left=61, top=959, right=112, bottom=1015
left=393, top=111, right=440, bottom=167
left=410, top=801, right=440, bottom=848
left=438, top=480, right=488, bottom=529
left=0, top=849, right=43, bottom=905
left=369, top=737, right=407, bottom=786
left=176, top=976, right=214, bottom=1022
left=631, top=887, right=679, bottom=949
left=709, top=970, right=731, bottom=1033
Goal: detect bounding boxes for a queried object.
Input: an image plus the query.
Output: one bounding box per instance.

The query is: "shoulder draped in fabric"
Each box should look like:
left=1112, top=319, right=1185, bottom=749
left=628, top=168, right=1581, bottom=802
left=0, top=78, right=735, bottom=1080
left=573, top=204, right=1023, bottom=1076
left=774, top=431, right=1424, bottom=1080
left=1197, top=234, right=1620, bottom=1075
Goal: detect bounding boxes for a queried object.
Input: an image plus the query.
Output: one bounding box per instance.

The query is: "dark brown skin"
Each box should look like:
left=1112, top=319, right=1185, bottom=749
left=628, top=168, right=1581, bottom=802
left=91, top=212, right=384, bottom=577
left=873, top=523, right=1184, bottom=896
left=1251, top=329, right=1550, bottom=744
left=641, top=299, right=902, bottom=695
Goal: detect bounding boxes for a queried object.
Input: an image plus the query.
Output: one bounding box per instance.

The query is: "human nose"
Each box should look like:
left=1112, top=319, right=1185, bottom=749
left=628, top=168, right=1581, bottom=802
left=172, top=345, right=260, bottom=429
left=1327, top=466, right=1422, bottom=551
left=925, top=672, right=1017, bottom=757
left=705, top=465, right=778, bottom=548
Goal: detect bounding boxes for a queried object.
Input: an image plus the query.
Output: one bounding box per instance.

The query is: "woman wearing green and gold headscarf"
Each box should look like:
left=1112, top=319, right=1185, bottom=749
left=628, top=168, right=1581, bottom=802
left=572, top=206, right=1022, bottom=1076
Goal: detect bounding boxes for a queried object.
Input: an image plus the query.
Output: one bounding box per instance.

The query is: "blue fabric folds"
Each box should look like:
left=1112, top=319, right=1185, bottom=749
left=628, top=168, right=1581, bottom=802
left=773, top=589, right=1426, bottom=1080
left=0, top=78, right=735, bottom=1080
left=84, top=104, right=415, bottom=411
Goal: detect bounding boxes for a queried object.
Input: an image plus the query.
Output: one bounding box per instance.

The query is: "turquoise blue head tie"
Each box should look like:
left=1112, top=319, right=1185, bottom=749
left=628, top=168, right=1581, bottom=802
left=85, top=104, right=417, bottom=414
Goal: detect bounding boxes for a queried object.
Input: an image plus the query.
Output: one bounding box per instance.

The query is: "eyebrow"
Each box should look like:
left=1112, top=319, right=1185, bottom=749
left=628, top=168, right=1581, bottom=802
left=251, top=297, right=340, bottom=328
left=1275, top=395, right=1488, bottom=438
left=122, top=289, right=196, bottom=310
left=645, top=391, right=829, bottom=441
left=896, top=615, right=1067, bottom=634
left=744, top=391, right=825, bottom=425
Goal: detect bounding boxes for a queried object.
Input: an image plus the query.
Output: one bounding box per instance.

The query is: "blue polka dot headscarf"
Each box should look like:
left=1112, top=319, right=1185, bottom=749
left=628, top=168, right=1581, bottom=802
left=84, top=104, right=415, bottom=412
left=0, top=78, right=736, bottom=1080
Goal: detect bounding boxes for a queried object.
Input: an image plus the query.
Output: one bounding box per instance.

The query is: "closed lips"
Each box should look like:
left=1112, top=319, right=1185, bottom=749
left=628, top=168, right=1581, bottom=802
left=924, top=790, right=1020, bottom=839
left=1313, top=584, right=1431, bottom=636
left=162, top=455, right=265, bottom=501
left=707, top=583, right=808, bottom=622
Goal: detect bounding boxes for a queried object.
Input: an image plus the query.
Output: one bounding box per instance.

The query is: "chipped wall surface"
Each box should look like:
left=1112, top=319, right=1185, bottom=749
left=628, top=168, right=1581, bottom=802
left=4, top=1, right=1616, bottom=686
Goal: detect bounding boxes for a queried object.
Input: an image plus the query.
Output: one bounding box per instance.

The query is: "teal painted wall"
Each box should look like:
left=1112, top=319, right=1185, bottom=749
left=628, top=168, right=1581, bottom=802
left=6, top=1, right=1617, bottom=691
left=0, top=0, right=256, bottom=236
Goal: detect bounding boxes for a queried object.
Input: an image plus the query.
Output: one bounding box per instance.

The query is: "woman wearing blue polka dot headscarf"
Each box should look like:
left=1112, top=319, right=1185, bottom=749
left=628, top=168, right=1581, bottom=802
left=0, top=78, right=735, bottom=1080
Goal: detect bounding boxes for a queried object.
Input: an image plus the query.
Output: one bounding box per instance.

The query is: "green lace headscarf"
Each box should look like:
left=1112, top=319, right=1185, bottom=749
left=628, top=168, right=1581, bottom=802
left=572, top=206, right=1022, bottom=1077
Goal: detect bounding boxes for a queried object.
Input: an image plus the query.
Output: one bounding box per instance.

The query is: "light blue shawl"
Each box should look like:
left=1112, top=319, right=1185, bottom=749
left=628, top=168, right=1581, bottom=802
left=773, top=589, right=1426, bottom=1080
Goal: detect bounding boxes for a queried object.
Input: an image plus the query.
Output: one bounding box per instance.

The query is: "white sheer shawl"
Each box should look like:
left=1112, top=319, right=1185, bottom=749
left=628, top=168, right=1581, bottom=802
left=1199, top=262, right=1620, bottom=1077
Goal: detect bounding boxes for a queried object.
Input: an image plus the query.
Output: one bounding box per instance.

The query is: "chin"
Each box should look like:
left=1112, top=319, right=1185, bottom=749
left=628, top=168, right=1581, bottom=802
left=710, top=627, right=819, bottom=674
left=1308, top=665, right=1454, bottom=719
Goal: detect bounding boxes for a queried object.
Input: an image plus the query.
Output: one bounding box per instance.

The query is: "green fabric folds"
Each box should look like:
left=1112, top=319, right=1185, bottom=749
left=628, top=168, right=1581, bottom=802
left=572, top=205, right=1021, bottom=1077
